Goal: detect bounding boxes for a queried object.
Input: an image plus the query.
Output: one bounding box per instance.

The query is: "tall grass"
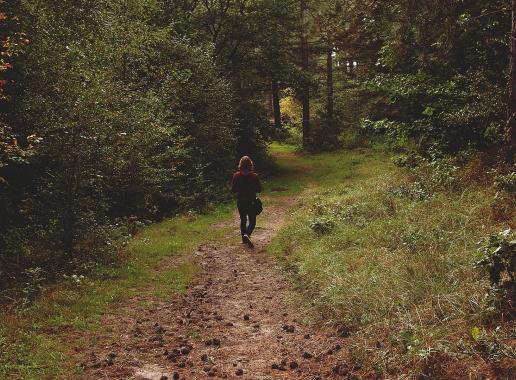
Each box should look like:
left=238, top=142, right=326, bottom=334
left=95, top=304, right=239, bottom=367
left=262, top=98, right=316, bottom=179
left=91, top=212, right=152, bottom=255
left=267, top=147, right=515, bottom=377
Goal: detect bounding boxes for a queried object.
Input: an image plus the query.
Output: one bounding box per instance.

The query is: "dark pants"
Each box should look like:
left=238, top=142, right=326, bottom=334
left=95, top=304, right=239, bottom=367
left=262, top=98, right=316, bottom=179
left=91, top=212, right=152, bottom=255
left=237, top=200, right=256, bottom=238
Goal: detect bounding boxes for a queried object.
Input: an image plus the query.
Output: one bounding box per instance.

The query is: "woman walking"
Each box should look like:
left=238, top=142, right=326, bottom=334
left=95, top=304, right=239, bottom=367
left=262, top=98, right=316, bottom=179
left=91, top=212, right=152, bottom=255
left=231, top=156, right=262, bottom=248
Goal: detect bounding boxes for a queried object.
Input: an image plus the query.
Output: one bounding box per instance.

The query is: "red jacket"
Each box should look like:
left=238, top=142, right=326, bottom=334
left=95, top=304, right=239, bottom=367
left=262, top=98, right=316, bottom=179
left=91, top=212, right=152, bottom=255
left=231, top=171, right=262, bottom=202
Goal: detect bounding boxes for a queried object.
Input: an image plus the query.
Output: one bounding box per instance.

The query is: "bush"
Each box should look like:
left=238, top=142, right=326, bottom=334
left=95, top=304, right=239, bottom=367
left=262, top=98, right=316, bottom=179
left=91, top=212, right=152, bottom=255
left=362, top=72, right=506, bottom=155
left=495, top=172, right=516, bottom=193
left=308, top=216, right=335, bottom=235
left=474, top=229, right=515, bottom=289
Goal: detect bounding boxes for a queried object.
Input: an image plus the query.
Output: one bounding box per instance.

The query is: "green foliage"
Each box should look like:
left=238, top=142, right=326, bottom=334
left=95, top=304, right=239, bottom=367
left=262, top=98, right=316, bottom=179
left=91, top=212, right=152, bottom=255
left=474, top=229, right=515, bottom=287
left=495, top=172, right=516, bottom=192
left=362, top=72, right=506, bottom=153
left=308, top=216, right=335, bottom=235
left=318, top=0, right=512, bottom=157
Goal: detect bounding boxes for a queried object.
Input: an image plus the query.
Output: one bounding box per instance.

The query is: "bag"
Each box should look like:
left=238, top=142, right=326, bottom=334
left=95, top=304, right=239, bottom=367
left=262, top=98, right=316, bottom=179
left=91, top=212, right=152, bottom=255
left=253, top=197, right=263, bottom=215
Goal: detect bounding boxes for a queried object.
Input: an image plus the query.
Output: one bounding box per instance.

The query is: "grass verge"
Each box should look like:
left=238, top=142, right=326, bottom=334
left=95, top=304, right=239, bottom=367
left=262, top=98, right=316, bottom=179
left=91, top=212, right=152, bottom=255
left=0, top=203, right=234, bottom=379
left=266, top=146, right=515, bottom=378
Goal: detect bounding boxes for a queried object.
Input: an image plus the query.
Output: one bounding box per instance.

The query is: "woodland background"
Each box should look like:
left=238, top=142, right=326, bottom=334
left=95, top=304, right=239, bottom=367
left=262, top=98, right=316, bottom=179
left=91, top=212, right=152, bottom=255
left=1, top=0, right=515, bottom=304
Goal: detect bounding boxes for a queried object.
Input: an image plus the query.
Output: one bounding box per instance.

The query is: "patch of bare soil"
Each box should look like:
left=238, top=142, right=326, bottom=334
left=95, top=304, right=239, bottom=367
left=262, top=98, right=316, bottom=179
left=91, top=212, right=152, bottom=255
left=74, top=197, right=356, bottom=380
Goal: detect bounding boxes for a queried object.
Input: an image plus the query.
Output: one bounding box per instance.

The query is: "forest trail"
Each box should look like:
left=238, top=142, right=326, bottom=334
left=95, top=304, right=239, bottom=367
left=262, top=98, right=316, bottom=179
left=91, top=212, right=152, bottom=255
left=75, top=159, right=350, bottom=380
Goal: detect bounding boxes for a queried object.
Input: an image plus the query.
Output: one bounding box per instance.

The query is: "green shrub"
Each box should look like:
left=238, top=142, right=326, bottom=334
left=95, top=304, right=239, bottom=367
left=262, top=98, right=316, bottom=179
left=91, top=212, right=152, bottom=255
left=494, top=172, right=516, bottom=193
left=474, top=229, right=515, bottom=288
left=308, top=216, right=336, bottom=235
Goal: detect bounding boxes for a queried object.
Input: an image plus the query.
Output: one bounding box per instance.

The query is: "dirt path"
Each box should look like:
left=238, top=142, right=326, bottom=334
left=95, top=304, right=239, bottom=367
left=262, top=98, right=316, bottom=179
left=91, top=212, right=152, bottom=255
left=76, top=196, right=352, bottom=380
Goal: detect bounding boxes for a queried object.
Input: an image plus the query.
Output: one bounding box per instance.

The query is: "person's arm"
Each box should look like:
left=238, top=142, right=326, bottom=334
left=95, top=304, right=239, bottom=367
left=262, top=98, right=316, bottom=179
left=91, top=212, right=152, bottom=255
left=255, top=175, right=262, bottom=193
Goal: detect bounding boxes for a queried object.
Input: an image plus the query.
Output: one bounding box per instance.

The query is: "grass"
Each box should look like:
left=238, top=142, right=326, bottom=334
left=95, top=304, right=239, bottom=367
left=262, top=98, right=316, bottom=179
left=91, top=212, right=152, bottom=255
left=266, top=145, right=515, bottom=378
left=0, top=203, right=235, bottom=379
left=153, top=263, right=200, bottom=300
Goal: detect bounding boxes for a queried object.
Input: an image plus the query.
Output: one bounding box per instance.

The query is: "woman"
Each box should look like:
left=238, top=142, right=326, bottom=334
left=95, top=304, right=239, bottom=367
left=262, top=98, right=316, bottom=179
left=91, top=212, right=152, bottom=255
left=231, top=156, right=262, bottom=248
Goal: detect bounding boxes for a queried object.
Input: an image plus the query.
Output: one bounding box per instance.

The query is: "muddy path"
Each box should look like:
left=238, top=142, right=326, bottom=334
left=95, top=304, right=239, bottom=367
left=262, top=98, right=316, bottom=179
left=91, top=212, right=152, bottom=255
left=76, top=195, right=353, bottom=380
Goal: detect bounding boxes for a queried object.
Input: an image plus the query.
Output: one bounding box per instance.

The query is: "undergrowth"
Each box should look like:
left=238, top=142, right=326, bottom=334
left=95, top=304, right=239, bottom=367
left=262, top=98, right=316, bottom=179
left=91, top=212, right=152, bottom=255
left=0, top=204, right=234, bottom=379
left=267, top=146, right=515, bottom=378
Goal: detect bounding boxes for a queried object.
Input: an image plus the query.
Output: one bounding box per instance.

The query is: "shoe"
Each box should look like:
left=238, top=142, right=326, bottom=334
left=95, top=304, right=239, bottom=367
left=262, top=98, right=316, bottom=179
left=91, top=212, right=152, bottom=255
left=243, top=234, right=254, bottom=248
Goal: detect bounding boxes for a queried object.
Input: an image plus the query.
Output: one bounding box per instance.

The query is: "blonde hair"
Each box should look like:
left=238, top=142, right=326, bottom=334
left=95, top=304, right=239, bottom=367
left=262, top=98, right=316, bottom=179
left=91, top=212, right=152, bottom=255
left=238, top=156, right=254, bottom=172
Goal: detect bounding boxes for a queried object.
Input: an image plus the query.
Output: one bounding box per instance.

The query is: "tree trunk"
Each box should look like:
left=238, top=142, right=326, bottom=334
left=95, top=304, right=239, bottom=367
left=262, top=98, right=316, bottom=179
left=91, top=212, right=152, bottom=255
left=63, top=128, right=79, bottom=256
left=301, top=0, right=310, bottom=149
left=508, top=0, right=516, bottom=154
left=272, top=79, right=282, bottom=129
left=63, top=164, right=76, bottom=256
left=326, top=42, right=334, bottom=120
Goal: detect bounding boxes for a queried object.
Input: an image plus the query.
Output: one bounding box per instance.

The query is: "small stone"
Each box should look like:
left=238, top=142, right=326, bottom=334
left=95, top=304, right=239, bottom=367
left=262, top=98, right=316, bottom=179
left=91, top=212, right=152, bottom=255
left=302, top=352, right=313, bottom=359
left=304, top=334, right=310, bottom=339
left=333, top=363, right=349, bottom=376
left=271, top=363, right=279, bottom=369
left=337, top=326, right=351, bottom=338
left=236, top=369, right=244, bottom=376
left=167, top=355, right=177, bottom=363
left=133, top=327, right=143, bottom=336
left=180, top=345, right=192, bottom=355
left=290, top=361, right=299, bottom=369
left=206, top=337, right=221, bottom=346
left=243, top=314, right=250, bottom=321
left=160, top=376, right=168, bottom=380
left=173, top=373, right=180, bottom=380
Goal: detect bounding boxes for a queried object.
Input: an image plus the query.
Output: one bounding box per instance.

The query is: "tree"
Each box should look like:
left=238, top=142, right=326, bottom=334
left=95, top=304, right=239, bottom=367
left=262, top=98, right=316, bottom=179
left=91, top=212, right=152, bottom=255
left=300, top=0, right=310, bottom=148
left=0, top=2, right=32, bottom=172
left=271, top=79, right=282, bottom=129
left=1, top=0, right=239, bottom=265
left=509, top=0, right=516, bottom=154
